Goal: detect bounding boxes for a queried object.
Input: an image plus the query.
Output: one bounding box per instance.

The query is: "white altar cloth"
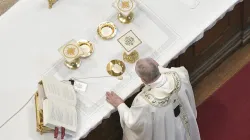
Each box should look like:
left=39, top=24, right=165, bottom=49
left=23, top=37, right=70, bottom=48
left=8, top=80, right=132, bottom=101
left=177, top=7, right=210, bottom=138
left=0, top=0, right=242, bottom=139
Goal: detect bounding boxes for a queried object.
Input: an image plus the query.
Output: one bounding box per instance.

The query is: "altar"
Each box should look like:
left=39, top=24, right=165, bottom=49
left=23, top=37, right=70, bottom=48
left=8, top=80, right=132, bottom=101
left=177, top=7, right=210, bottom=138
left=0, top=0, right=249, bottom=139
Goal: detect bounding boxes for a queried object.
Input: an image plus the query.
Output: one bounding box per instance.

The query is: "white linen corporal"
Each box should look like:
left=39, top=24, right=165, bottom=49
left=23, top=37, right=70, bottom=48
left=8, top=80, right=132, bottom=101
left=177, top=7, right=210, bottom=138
left=117, top=66, right=200, bottom=140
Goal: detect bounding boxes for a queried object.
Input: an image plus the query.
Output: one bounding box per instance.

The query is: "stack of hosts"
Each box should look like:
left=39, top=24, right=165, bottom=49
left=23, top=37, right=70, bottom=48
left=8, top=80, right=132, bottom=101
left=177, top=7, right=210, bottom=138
left=106, top=57, right=200, bottom=140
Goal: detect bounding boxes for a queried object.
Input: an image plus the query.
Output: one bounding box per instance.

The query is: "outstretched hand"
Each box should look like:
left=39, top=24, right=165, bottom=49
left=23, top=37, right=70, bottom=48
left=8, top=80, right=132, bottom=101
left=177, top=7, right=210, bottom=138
left=106, top=91, right=124, bottom=108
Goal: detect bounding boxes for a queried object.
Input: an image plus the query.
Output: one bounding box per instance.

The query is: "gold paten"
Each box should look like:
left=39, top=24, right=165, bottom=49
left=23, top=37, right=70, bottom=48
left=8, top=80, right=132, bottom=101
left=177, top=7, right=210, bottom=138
left=64, top=57, right=81, bottom=70
left=106, top=60, right=126, bottom=77
left=48, top=0, right=57, bottom=9
left=123, top=50, right=139, bottom=63
left=97, top=22, right=117, bottom=40
left=77, top=40, right=94, bottom=58
left=35, top=82, right=53, bottom=134
left=118, top=12, right=134, bottom=24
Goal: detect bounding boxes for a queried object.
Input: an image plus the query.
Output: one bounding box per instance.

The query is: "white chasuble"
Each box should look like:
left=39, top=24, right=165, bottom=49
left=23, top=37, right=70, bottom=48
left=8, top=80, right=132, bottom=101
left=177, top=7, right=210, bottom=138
left=117, top=66, right=200, bottom=140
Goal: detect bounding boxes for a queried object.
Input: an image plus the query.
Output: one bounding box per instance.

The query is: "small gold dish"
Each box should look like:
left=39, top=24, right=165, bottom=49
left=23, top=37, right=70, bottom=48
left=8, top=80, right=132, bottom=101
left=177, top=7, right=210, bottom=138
left=97, top=22, right=117, bottom=40
left=77, top=40, right=94, bottom=58
left=106, top=60, right=126, bottom=76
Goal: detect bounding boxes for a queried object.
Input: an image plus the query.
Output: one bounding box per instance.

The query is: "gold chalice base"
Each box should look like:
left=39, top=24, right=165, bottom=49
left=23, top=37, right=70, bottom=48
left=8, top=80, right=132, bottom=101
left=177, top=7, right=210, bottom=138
left=123, top=50, right=139, bottom=63
left=118, top=12, right=134, bottom=24
left=77, top=40, right=94, bottom=58
left=106, top=60, right=126, bottom=77
left=64, top=58, right=81, bottom=70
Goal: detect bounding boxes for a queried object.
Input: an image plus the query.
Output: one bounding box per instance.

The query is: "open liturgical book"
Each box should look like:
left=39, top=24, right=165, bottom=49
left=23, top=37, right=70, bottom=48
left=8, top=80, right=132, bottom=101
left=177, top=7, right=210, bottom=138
left=37, top=76, right=78, bottom=136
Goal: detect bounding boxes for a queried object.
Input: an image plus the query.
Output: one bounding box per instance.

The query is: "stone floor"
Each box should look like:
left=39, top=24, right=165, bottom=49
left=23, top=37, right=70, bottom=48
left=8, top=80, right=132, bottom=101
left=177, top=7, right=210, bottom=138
left=1, top=0, right=250, bottom=106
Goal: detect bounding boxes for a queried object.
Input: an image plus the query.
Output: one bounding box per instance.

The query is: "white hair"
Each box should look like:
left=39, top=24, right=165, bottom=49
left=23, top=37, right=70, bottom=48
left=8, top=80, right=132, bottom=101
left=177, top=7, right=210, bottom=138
left=135, top=57, right=160, bottom=83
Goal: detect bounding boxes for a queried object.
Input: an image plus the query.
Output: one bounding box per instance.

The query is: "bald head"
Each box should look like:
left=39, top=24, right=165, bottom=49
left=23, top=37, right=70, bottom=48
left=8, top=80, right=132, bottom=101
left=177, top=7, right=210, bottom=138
left=135, top=58, right=160, bottom=84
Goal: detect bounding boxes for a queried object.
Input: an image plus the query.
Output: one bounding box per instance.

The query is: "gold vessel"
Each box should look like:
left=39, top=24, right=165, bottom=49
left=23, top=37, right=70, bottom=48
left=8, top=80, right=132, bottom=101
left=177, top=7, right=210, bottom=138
left=64, top=58, right=81, bottom=70
left=123, top=50, right=139, bottom=63
left=97, top=22, right=117, bottom=40
left=48, top=0, right=57, bottom=9
left=118, top=12, right=134, bottom=24
left=106, top=60, right=126, bottom=76
left=77, top=40, right=94, bottom=58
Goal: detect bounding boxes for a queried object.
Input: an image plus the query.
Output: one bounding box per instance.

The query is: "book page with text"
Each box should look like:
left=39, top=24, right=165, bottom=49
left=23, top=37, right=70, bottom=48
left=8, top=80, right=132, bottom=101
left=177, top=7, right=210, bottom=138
left=43, top=99, right=77, bottom=133
left=42, top=76, right=77, bottom=106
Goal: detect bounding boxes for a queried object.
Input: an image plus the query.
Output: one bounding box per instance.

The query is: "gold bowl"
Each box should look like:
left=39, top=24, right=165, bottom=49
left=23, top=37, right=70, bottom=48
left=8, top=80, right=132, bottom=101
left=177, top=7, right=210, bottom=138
left=77, top=40, right=94, bottom=58
left=97, top=22, right=117, bottom=40
left=106, top=60, right=126, bottom=76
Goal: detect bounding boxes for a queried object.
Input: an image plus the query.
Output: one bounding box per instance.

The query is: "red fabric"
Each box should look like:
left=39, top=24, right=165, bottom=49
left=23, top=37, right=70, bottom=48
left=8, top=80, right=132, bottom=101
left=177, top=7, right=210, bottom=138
left=197, top=62, right=250, bottom=140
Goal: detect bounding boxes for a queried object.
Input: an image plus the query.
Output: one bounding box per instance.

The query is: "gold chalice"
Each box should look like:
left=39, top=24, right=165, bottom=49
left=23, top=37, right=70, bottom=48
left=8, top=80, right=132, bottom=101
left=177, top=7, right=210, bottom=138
left=114, top=0, right=136, bottom=24
left=59, top=40, right=82, bottom=70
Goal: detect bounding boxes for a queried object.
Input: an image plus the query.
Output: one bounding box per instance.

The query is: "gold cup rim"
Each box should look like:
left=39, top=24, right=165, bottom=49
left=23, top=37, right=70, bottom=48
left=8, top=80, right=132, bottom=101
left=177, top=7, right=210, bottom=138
left=77, top=40, right=94, bottom=58
left=97, top=22, right=117, bottom=40
left=106, top=60, right=126, bottom=76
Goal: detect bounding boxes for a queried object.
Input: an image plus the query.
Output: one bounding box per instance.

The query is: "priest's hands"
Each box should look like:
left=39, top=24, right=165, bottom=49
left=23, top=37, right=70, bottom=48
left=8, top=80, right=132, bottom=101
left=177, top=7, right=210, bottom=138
left=106, top=91, right=124, bottom=108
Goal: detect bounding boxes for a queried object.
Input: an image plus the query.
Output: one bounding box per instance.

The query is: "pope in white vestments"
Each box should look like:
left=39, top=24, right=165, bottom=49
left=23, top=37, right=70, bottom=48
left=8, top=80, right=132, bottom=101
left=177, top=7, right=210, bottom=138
left=106, top=57, right=200, bottom=140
